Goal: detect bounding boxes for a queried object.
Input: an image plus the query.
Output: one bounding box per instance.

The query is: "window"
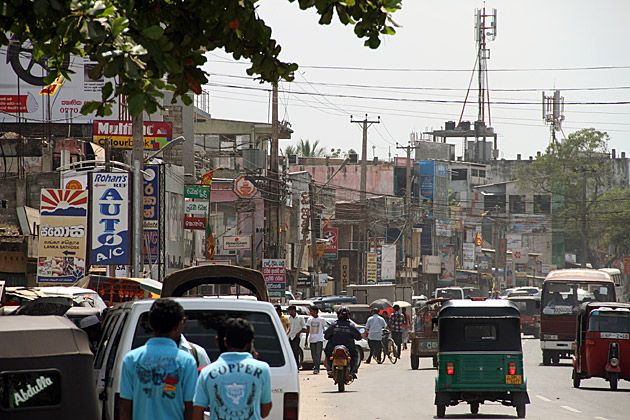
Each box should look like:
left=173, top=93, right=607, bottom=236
left=94, top=312, right=121, bottom=369
left=534, top=195, right=551, bottom=214
left=132, top=310, right=286, bottom=367
left=509, top=195, right=526, bottom=214
left=478, top=170, right=486, bottom=178
left=451, top=169, right=468, bottom=181
left=471, top=169, right=479, bottom=177
left=0, top=370, right=62, bottom=410
left=464, top=324, right=497, bottom=342
left=484, top=194, right=506, bottom=214
left=588, top=312, right=630, bottom=333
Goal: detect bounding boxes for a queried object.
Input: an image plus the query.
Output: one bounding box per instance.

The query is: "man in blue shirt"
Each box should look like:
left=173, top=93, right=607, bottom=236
left=364, top=308, right=387, bottom=364
left=120, top=298, right=198, bottom=420
left=193, top=318, right=272, bottom=420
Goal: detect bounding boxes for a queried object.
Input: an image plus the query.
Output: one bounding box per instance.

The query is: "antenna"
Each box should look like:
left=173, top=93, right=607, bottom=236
left=543, top=90, right=565, bottom=143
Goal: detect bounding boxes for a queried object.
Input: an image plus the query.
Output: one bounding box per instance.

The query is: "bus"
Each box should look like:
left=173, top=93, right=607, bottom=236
left=598, top=268, right=623, bottom=302
left=540, top=269, right=616, bottom=365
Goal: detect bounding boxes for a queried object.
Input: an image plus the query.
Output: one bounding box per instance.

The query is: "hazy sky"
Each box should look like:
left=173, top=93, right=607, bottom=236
left=202, top=1, right=630, bottom=160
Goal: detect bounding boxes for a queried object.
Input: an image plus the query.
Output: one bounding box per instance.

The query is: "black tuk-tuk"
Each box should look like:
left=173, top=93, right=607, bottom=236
left=0, top=315, right=99, bottom=420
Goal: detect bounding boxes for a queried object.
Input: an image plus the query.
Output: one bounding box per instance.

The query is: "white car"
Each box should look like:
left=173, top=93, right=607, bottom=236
left=298, top=316, right=368, bottom=368
left=37, top=286, right=108, bottom=311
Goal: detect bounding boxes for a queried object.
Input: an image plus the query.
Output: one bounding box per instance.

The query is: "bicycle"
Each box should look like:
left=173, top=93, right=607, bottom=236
left=381, top=328, right=399, bottom=364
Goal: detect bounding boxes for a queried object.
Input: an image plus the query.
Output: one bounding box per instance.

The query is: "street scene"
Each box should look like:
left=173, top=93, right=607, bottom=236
left=2, top=1, right=630, bottom=420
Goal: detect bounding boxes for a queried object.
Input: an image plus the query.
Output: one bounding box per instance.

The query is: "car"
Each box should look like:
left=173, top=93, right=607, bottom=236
left=311, top=295, right=357, bottom=312
left=94, top=265, right=300, bottom=420
left=434, top=287, right=465, bottom=300
left=298, top=315, right=368, bottom=368
left=1, top=286, right=107, bottom=312
left=508, top=287, right=541, bottom=297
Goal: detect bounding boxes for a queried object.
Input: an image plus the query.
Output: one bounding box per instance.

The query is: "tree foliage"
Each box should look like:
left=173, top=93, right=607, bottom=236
left=0, top=0, right=401, bottom=117
left=517, top=128, right=613, bottom=264
left=285, top=139, right=325, bottom=157
left=593, top=187, right=630, bottom=260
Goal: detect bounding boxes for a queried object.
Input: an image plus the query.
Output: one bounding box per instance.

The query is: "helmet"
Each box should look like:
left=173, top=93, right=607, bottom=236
left=337, top=306, right=351, bottom=320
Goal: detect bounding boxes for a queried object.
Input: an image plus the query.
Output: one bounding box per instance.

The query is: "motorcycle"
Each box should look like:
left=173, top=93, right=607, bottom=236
left=330, top=345, right=354, bottom=392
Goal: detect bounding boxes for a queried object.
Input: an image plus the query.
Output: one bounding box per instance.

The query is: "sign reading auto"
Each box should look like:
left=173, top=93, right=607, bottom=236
left=92, top=120, right=173, bottom=150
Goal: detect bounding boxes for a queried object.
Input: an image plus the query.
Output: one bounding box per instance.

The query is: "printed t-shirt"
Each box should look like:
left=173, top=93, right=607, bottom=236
left=306, top=316, right=327, bottom=343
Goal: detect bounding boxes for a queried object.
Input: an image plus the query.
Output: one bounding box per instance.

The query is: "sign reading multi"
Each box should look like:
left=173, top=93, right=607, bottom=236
left=90, top=172, right=130, bottom=265
left=262, top=259, right=286, bottom=298
left=37, top=189, right=88, bottom=283
left=92, top=120, right=173, bottom=150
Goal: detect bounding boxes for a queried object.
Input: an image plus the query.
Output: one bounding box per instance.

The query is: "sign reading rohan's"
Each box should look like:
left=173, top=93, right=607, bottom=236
left=92, top=120, right=173, bottom=150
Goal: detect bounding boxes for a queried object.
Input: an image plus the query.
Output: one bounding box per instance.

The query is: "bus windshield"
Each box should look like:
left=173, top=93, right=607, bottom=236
left=542, top=282, right=615, bottom=315
left=588, top=311, right=630, bottom=334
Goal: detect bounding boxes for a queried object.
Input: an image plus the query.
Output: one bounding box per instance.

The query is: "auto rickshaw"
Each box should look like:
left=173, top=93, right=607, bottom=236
left=572, top=302, right=630, bottom=390
left=410, top=298, right=447, bottom=369
left=508, top=295, right=541, bottom=338
left=434, top=300, right=530, bottom=418
left=0, top=315, right=99, bottom=419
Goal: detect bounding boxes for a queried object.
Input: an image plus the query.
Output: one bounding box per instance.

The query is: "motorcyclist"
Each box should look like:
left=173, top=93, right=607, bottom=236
left=324, top=307, right=362, bottom=378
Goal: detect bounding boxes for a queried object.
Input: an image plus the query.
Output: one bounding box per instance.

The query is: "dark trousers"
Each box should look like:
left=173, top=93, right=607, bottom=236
left=366, top=339, right=383, bottom=363
left=391, top=331, right=403, bottom=358
left=310, top=341, right=323, bottom=372
left=290, top=335, right=301, bottom=367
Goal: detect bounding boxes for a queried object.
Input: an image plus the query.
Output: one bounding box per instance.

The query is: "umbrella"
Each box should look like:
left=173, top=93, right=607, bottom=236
left=393, top=300, right=412, bottom=309
left=369, top=298, right=393, bottom=310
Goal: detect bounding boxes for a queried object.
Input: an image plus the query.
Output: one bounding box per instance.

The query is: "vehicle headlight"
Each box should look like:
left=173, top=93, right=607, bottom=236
left=610, top=357, right=619, bottom=367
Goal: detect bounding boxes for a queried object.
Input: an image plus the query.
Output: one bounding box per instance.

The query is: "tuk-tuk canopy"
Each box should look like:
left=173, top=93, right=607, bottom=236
left=438, top=299, right=520, bottom=319
left=0, top=315, right=92, bottom=358
left=161, top=264, right=269, bottom=301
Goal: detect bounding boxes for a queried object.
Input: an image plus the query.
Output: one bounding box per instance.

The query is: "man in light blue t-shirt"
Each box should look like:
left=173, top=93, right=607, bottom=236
left=193, top=318, right=272, bottom=420
left=120, top=299, right=198, bottom=420
left=364, top=308, right=388, bottom=364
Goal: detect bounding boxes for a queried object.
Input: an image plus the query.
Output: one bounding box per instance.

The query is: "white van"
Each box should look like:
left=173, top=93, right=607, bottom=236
left=94, top=265, right=299, bottom=420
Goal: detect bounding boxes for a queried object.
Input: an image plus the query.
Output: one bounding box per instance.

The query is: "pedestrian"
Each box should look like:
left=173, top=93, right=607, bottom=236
left=304, top=305, right=327, bottom=374
left=275, top=304, right=290, bottom=333
left=179, top=335, right=211, bottom=368
left=287, top=305, right=306, bottom=368
left=192, top=318, right=272, bottom=420
left=401, top=306, right=410, bottom=350
left=364, top=308, right=387, bottom=364
left=388, top=304, right=405, bottom=358
left=119, top=298, right=198, bottom=420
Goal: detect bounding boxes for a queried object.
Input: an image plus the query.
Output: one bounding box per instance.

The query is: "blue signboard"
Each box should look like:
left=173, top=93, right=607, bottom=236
left=143, top=165, right=160, bottom=264
left=419, top=161, right=434, bottom=201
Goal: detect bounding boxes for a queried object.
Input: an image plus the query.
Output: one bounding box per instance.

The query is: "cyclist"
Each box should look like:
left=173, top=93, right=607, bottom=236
left=323, top=307, right=362, bottom=378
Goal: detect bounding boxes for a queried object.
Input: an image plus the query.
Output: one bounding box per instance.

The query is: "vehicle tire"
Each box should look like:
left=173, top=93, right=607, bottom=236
left=516, top=404, right=526, bottom=418
left=552, top=355, right=560, bottom=365
left=433, top=355, right=439, bottom=368
left=411, top=355, right=420, bottom=370
left=610, top=373, right=619, bottom=391
left=337, top=370, right=345, bottom=392
left=388, top=340, right=398, bottom=364
left=436, top=404, right=446, bottom=418
left=572, top=369, right=581, bottom=388
left=470, top=402, right=479, bottom=414
left=542, top=350, right=551, bottom=366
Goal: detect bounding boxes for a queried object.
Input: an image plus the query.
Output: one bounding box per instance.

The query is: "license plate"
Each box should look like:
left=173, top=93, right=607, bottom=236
left=332, top=359, right=348, bottom=367
left=505, top=375, right=522, bottom=385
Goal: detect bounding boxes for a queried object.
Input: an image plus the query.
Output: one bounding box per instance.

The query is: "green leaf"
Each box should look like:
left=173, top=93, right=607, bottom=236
left=102, top=81, right=114, bottom=101
left=111, top=17, right=129, bottom=37
left=142, top=25, right=164, bottom=40
left=127, top=94, right=145, bottom=116
left=81, top=101, right=101, bottom=115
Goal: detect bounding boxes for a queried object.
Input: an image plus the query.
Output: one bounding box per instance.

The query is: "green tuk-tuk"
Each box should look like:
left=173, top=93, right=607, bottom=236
left=434, top=300, right=530, bottom=418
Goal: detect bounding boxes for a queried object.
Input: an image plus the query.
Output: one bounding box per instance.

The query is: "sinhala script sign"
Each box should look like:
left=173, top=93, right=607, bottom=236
left=91, top=172, right=130, bottom=265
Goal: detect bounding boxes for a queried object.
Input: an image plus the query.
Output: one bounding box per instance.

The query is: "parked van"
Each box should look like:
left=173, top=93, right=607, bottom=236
left=94, top=265, right=299, bottom=420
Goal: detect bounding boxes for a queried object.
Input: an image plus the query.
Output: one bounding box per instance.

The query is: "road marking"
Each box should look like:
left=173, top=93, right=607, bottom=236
left=561, top=405, right=582, bottom=413
left=536, top=395, right=551, bottom=402
left=595, top=417, right=610, bottom=420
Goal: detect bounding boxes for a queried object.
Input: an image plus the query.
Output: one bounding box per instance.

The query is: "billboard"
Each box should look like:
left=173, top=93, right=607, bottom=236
left=90, top=172, right=131, bottom=265
left=381, top=244, right=397, bottom=281
left=37, top=189, right=88, bottom=283
left=92, top=120, right=173, bottom=150
left=262, top=259, right=286, bottom=298
left=0, top=42, right=113, bottom=122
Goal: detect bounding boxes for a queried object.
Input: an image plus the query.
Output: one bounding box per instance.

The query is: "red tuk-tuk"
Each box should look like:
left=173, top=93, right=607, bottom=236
left=508, top=295, right=541, bottom=338
left=572, top=302, right=630, bottom=390
left=410, top=298, right=448, bottom=369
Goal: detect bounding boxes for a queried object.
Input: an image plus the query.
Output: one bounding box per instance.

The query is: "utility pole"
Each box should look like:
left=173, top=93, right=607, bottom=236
left=397, top=141, right=420, bottom=286
left=131, top=113, right=144, bottom=277
left=268, top=82, right=280, bottom=259
left=351, top=114, right=380, bottom=284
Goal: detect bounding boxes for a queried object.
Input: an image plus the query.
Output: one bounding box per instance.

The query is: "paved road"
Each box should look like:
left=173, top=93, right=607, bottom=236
left=299, top=337, right=630, bottom=419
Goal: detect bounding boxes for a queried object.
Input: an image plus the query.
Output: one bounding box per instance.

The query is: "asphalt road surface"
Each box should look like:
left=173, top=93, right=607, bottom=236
left=299, top=337, right=630, bottom=420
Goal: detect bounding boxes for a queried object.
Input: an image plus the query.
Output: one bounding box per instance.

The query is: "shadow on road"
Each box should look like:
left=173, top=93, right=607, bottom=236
left=434, top=414, right=518, bottom=419
left=320, top=390, right=359, bottom=394
left=537, top=362, right=572, bottom=367
left=578, top=386, right=630, bottom=393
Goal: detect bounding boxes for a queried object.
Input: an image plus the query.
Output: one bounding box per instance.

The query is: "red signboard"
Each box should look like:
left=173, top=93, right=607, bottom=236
left=233, top=175, right=257, bottom=199
left=184, top=216, right=206, bottom=230
left=92, top=120, right=173, bottom=150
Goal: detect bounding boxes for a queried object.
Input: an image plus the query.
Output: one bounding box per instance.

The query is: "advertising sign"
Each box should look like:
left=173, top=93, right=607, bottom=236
left=184, top=201, right=209, bottom=216
left=381, top=244, right=397, bottom=281
left=184, top=216, right=206, bottom=230
left=222, top=236, right=251, bottom=251
left=37, top=189, right=88, bottom=283
left=60, top=172, right=88, bottom=190
left=419, top=161, right=434, bottom=201
left=340, top=257, right=350, bottom=290
left=262, top=259, right=286, bottom=298
left=92, top=120, right=173, bottom=150
left=233, top=175, right=257, bottom=199
left=422, top=255, right=441, bottom=274
left=463, top=243, right=476, bottom=270
left=0, top=44, right=110, bottom=123
left=435, top=219, right=452, bottom=237
left=90, top=172, right=130, bottom=265
left=322, top=227, right=338, bottom=259
left=184, top=185, right=210, bottom=200
left=143, top=165, right=160, bottom=230
left=366, top=252, right=378, bottom=284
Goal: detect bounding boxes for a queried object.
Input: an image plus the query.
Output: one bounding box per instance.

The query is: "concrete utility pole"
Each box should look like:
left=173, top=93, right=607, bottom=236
left=351, top=114, right=380, bottom=284
left=268, top=83, right=280, bottom=259
left=131, top=114, right=144, bottom=277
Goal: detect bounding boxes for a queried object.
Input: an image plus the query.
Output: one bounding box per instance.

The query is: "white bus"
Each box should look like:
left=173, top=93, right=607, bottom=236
left=599, top=268, right=623, bottom=301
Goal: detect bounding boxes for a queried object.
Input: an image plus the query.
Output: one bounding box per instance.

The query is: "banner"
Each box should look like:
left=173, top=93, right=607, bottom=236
left=322, top=227, right=338, bottom=260
left=37, top=189, right=88, bottom=283
left=262, top=259, right=286, bottom=298
left=92, top=120, right=173, bottom=150
left=90, top=172, right=131, bottom=265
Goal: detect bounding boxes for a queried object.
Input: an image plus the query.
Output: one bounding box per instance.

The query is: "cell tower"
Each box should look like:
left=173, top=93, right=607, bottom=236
left=542, top=90, right=565, bottom=143
left=474, top=6, right=497, bottom=125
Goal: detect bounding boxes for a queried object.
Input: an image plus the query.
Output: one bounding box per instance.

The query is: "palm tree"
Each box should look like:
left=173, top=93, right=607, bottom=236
left=284, top=139, right=325, bottom=157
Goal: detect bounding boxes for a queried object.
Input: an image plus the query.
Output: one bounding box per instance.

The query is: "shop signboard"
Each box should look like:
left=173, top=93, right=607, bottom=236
left=184, top=201, right=209, bottom=216
left=381, top=244, right=396, bottom=281
left=92, top=120, right=173, bottom=150
left=184, top=185, right=210, bottom=200
left=143, top=165, right=160, bottom=265
left=37, top=189, right=88, bottom=283
left=222, top=236, right=251, bottom=251
left=262, top=259, right=286, bottom=298
left=366, top=252, right=378, bottom=284
left=422, top=255, right=441, bottom=274
left=463, top=242, right=476, bottom=270
left=90, top=172, right=130, bottom=265
left=322, top=227, right=338, bottom=259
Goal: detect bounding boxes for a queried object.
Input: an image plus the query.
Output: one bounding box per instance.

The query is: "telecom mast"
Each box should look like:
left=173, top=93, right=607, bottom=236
left=475, top=7, right=497, bottom=125
left=542, top=90, right=565, bottom=143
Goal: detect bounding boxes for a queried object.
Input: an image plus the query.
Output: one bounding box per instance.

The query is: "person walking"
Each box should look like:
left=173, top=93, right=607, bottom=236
left=388, top=304, right=405, bottom=358
left=401, top=306, right=410, bottom=350
left=192, top=318, right=272, bottom=420
left=364, top=308, right=387, bottom=364
left=304, top=306, right=327, bottom=374
left=119, top=299, right=198, bottom=420
left=275, top=304, right=290, bottom=333
left=287, top=305, right=306, bottom=368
